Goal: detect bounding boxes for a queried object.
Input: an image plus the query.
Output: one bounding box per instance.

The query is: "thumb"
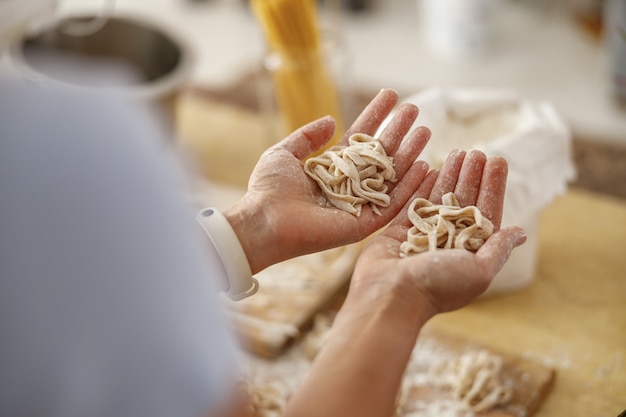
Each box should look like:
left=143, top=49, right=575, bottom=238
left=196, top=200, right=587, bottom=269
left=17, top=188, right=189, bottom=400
left=476, top=226, right=527, bottom=279
left=277, top=116, right=336, bottom=160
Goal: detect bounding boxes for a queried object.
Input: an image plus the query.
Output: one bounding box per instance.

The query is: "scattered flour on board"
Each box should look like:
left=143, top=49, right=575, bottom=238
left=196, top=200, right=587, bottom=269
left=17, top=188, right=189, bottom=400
left=240, top=313, right=514, bottom=417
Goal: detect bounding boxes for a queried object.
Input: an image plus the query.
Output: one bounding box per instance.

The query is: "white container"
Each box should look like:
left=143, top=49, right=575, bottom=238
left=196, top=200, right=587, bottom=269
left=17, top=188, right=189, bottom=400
left=605, top=0, right=626, bottom=104
left=389, top=87, right=576, bottom=295
left=417, top=0, right=496, bottom=58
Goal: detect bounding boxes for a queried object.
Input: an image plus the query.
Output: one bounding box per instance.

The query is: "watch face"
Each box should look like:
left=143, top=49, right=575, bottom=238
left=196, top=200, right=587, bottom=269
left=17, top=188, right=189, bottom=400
left=0, top=0, right=58, bottom=46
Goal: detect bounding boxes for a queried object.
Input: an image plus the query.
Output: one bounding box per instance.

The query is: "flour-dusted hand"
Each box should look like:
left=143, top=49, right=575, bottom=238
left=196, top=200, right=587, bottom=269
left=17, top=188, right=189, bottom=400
left=352, top=149, right=527, bottom=315
left=224, top=89, right=432, bottom=274
left=279, top=150, right=526, bottom=417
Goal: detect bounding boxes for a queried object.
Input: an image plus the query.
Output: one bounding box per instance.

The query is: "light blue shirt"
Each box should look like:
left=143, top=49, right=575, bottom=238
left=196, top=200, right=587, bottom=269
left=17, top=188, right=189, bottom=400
left=0, top=79, right=239, bottom=417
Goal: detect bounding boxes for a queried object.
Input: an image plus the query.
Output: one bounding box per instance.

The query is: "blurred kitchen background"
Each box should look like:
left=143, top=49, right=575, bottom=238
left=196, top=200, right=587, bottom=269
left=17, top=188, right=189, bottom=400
left=2, top=0, right=625, bottom=197
left=3, top=3, right=625, bottom=414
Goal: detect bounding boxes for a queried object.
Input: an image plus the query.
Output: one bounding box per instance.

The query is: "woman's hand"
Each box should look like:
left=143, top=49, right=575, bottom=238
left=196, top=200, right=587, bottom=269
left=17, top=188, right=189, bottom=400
left=280, top=150, right=526, bottom=417
left=225, top=89, right=431, bottom=274
left=349, top=149, right=528, bottom=318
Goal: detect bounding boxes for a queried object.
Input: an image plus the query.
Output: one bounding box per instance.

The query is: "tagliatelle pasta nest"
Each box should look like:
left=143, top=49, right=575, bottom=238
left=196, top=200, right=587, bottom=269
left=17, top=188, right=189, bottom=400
left=304, top=133, right=396, bottom=217
left=400, top=192, right=494, bottom=256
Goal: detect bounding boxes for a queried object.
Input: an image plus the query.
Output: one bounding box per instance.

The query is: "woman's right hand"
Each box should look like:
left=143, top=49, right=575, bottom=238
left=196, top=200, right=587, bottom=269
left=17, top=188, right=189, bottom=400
left=282, top=150, right=527, bottom=417
left=349, top=149, right=528, bottom=318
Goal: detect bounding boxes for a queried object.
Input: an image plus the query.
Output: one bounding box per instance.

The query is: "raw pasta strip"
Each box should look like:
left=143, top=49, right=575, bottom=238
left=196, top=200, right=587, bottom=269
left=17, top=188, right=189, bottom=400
left=429, top=350, right=513, bottom=413
left=400, top=192, right=494, bottom=256
left=304, top=133, right=396, bottom=216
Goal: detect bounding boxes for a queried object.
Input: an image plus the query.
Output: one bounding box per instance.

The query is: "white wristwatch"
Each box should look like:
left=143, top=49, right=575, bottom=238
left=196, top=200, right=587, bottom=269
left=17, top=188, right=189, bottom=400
left=196, top=207, right=259, bottom=301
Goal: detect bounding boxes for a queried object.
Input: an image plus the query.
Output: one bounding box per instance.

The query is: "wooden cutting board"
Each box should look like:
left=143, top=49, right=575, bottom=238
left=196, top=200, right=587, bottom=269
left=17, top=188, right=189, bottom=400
left=222, top=245, right=554, bottom=417
left=222, top=242, right=365, bottom=358
left=241, top=312, right=555, bottom=417
left=400, top=326, right=556, bottom=417
left=188, top=167, right=556, bottom=417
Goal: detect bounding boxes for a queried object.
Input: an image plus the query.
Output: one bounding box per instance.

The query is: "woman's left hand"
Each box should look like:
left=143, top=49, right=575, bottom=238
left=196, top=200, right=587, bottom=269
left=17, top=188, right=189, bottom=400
left=225, top=89, right=431, bottom=273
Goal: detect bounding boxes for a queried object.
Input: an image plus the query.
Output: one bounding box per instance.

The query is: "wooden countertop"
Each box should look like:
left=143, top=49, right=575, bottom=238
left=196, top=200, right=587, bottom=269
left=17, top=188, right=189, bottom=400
left=176, top=92, right=626, bottom=417
left=427, top=188, right=626, bottom=417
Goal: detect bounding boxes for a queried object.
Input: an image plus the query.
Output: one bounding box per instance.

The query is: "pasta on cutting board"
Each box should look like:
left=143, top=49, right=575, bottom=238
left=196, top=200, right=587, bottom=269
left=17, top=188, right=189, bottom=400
left=241, top=313, right=555, bottom=417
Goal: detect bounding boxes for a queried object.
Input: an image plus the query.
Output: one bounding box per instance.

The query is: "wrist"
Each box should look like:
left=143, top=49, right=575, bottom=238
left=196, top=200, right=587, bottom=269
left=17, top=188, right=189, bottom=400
left=343, top=265, right=438, bottom=333
left=196, top=207, right=259, bottom=300
left=291, top=268, right=435, bottom=417
left=223, top=198, right=277, bottom=274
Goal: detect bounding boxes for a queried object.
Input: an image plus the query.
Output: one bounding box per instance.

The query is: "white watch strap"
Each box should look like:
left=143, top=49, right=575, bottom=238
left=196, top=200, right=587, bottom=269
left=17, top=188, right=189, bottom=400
left=196, top=207, right=259, bottom=301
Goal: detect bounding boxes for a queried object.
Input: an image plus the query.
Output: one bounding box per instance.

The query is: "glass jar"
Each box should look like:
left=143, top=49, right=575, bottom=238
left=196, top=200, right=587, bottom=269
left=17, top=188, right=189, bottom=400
left=256, top=27, right=353, bottom=156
